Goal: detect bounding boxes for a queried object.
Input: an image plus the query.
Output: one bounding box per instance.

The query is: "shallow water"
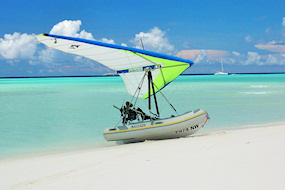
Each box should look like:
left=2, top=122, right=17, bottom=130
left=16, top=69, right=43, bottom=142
left=0, top=74, right=284, bottom=157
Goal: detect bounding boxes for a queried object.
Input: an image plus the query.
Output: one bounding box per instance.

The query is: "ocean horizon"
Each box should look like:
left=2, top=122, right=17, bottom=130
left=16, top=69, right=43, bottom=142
left=1, top=74, right=285, bottom=158
left=1, top=72, right=285, bottom=79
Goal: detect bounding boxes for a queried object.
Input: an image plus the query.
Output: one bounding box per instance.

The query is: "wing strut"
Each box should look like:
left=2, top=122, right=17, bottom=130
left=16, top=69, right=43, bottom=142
left=148, top=70, right=160, bottom=117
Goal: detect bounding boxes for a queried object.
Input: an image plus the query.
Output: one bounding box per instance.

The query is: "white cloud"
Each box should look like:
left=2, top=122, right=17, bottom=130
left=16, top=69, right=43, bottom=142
left=0, top=19, right=123, bottom=69
left=38, top=48, right=56, bottom=63
left=244, top=52, right=261, bottom=65
left=232, top=51, right=241, bottom=57
left=49, top=20, right=116, bottom=44
left=131, top=27, right=174, bottom=53
left=282, top=17, right=285, bottom=27
left=50, top=20, right=95, bottom=40
left=78, top=30, right=94, bottom=40
left=265, top=27, right=271, bottom=33
left=176, top=48, right=285, bottom=66
left=255, top=41, right=285, bottom=54
left=0, top=32, right=37, bottom=60
left=101, top=38, right=115, bottom=44
left=176, top=49, right=230, bottom=63
left=176, top=49, right=201, bottom=60
left=265, top=54, right=285, bottom=65
left=235, top=51, right=285, bottom=65
left=245, top=35, right=253, bottom=43
left=194, top=49, right=207, bottom=63
left=50, top=20, right=81, bottom=36
left=265, top=54, right=278, bottom=64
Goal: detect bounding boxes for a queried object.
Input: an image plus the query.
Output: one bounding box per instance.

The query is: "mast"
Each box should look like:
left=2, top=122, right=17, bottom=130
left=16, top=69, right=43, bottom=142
left=221, top=58, right=224, bottom=72
left=148, top=71, right=151, bottom=111
left=140, top=39, right=145, bottom=50
left=147, top=71, right=160, bottom=117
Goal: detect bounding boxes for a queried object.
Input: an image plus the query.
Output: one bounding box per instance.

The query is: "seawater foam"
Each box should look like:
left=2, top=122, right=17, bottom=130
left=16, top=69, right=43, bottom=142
left=244, top=91, right=269, bottom=95
left=250, top=85, right=268, bottom=88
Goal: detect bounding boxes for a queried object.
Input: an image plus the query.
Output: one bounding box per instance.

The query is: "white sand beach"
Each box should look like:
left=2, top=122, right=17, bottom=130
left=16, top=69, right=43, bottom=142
left=1, top=123, right=285, bottom=190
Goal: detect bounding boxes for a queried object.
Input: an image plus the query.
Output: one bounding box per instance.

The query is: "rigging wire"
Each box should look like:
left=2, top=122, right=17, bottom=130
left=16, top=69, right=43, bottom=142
left=124, top=50, right=140, bottom=102
left=149, top=77, right=179, bottom=116
left=132, top=71, right=147, bottom=107
left=159, top=65, right=166, bottom=86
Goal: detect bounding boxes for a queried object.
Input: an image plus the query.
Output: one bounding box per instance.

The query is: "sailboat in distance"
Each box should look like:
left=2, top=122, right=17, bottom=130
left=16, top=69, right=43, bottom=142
left=214, top=58, right=228, bottom=75
left=36, top=33, right=209, bottom=143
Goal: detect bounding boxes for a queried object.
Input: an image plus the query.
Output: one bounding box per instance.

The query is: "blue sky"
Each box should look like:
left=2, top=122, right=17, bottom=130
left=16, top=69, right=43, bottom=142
left=0, top=0, right=285, bottom=76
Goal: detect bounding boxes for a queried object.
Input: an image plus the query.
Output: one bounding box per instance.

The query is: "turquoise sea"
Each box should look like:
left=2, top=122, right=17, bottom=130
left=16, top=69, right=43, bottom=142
left=1, top=74, right=285, bottom=158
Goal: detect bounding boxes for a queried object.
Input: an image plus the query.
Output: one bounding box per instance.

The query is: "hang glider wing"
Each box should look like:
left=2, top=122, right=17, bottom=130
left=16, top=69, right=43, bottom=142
left=36, top=33, right=194, bottom=98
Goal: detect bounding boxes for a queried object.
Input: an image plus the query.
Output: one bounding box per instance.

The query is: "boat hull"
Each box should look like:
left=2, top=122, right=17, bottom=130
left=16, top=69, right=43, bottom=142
left=214, top=71, right=228, bottom=75
left=103, top=109, right=209, bottom=143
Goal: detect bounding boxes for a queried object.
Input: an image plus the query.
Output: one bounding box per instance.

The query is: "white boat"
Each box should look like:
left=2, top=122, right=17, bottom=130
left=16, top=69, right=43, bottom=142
left=104, top=109, right=209, bottom=144
left=36, top=33, right=209, bottom=143
left=214, top=58, right=228, bottom=75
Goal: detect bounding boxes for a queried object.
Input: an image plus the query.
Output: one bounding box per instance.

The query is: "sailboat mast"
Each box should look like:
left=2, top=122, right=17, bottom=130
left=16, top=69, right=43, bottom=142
left=221, top=58, right=224, bottom=72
